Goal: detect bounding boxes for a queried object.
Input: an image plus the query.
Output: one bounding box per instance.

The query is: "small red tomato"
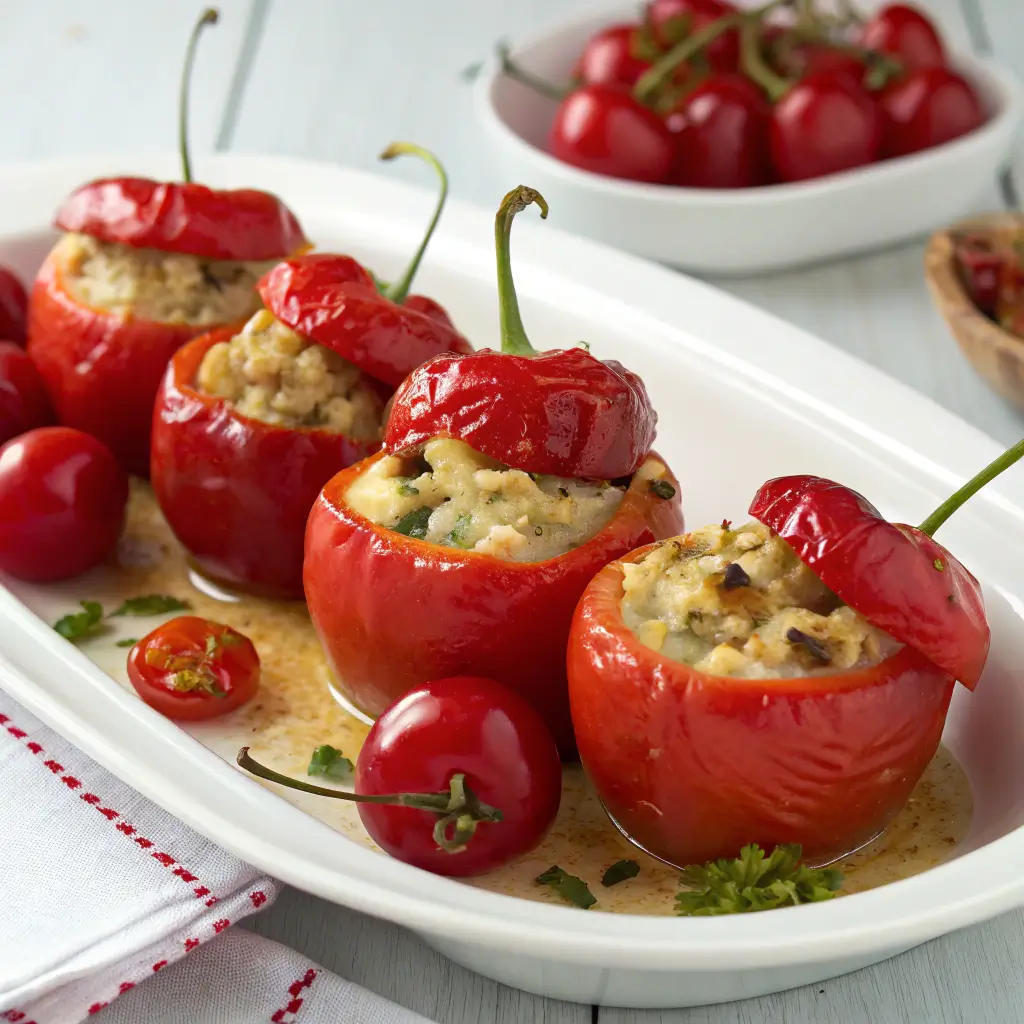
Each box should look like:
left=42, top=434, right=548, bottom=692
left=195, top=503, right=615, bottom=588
left=647, top=0, right=740, bottom=71
left=770, top=71, right=882, bottom=183
left=0, top=266, right=28, bottom=346
left=0, top=342, right=53, bottom=445
left=573, top=23, right=651, bottom=89
left=0, top=426, right=127, bottom=582
left=355, top=677, right=562, bottom=876
left=878, top=67, right=985, bottom=158
left=550, top=84, right=674, bottom=183
left=955, top=234, right=1002, bottom=315
left=859, top=3, right=946, bottom=71
left=775, top=42, right=866, bottom=84
left=127, top=616, right=260, bottom=721
left=667, top=74, right=771, bottom=188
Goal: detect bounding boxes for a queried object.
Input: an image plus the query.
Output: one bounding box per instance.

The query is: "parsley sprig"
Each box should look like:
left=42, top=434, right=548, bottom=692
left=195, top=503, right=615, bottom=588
left=53, top=594, right=192, bottom=643
left=307, top=745, right=355, bottom=782
left=536, top=865, right=596, bottom=909
left=675, top=844, right=842, bottom=916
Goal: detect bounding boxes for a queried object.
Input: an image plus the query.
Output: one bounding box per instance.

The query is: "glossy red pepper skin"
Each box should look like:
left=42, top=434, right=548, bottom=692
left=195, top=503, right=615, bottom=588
left=151, top=328, right=382, bottom=600
left=568, top=545, right=955, bottom=867
left=258, top=254, right=471, bottom=390
left=55, top=177, right=308, bottom=262
left=750, top=475, right=989, bottom=688
left=304, top=452, right=684, bottom=757
left=384, top=348, right=657, bottom=480
left=27, top=251, right=200, bottom=477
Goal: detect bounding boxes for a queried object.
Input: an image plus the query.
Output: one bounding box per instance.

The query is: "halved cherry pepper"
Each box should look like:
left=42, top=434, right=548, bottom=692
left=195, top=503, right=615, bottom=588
left=151, top=148, right=470, bottom=600
left=304, top=187, right=683, bottom=757
left=26, top=10, right=308, bottom=477
left=569, top=441, right=1010, bottom=866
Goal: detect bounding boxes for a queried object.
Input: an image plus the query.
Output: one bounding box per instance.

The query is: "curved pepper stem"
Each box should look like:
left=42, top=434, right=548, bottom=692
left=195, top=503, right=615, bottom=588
left=236, top=747, right=503, bottom=854
left=495, top=186, right=548, bottom=356
left=379, top=143, right=449, bottom=305
left=918, top=436, right=1024, bottom=536
left=179, top=8, right=220, bottom=184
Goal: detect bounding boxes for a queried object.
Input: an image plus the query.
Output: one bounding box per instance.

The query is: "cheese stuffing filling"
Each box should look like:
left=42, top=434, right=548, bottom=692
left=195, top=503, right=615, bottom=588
left=59, top=233, right=273, bottom=326
left=196, top=310, right=384, bottom=436
left=620, top=521, right=900, bottom=678
left=344, top=438, right=658, bottom=562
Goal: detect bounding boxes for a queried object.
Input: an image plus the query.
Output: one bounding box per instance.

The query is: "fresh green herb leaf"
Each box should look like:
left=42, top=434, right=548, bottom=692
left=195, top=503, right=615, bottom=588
left=398, top=480, right=420, bottom=497
left=393, top=506, right=433, bottom=539
left=602, top=859, right=640, bottom=887
left=675, top=844, right=842, bottom=916
left=649, top=480, right=676, bottom=500
left=536, top=865, right=596, bottom=909
left=445, top=513, right=473, bottom=548
left=115, top=637, right=139, bottom=648
left=307, top=744, right=355, bottom=781
left=933, top=558, right=945, bottom=572
left=110, top=594, right=191, bottom=617
left=54, top=601, right=106, bottom=642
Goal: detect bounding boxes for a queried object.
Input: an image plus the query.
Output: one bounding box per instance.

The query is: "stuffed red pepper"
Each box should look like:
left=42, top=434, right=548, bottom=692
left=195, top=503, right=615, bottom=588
left=26, top=10, right=307, bottom=476
left=568, top=448, right=1003, bottom=866
left=304, top=187, right=684, bottom=756
left=151, top=149, right=470, bottom=600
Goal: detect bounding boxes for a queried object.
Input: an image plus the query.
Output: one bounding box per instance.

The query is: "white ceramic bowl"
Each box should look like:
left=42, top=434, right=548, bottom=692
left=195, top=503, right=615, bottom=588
left=473, top=5, right=1024, bottom=275
left=4, top=154, right=1024, bottom=1010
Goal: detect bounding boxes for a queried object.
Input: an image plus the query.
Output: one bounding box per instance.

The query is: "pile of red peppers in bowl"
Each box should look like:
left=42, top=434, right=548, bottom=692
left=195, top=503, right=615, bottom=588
left=501, top=0, right=987, bottom=187
left=0, top=4, right=1018, bottom=907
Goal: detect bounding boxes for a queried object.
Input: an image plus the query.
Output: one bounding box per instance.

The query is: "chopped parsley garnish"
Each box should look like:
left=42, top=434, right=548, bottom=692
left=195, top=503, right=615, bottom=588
left=54, top=601, right=105, bottom=642
left=445, top=513, right=473, bottom=548
left=393, top=506, right=433, bottom=539
left=307, top=744, right=355, bottom=781
left=535, top=865, right=596, bottom=909
left=110, top=594, right=191, bottom=617
left=115, top=638, right=139, bottom=648
left=675, top=843, right=842, bottom=916
left=397, top=480, right=420, bottom=497
left=649, top=480, right=676, bottom=500
left=558, top=487, right=570, bottom=498
left=601, top=859, right=640, bottom=887
left=933, top=558, right=945, bottom=572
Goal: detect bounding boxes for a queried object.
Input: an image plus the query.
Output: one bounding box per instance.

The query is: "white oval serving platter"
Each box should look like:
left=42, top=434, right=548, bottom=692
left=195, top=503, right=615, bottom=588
left=473, top=3, right=1023, bottom=275
left=2, top=153, right=1024, bottom=1010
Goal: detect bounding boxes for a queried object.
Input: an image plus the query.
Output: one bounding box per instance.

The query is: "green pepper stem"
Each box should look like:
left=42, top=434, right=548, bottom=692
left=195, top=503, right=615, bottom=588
left=494, top=186, right=548, bottom=356
left=236, top=747, right=503, bottom=854
left=179, top=8, right=219, bottom=183
left=379, top=143, right=449, bottom=305
left=918, top=437, right=1024, bottom=536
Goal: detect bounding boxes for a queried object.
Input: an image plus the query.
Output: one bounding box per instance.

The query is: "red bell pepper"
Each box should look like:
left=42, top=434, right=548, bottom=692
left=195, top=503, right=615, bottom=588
left=569, top=440, right=1020, bottom=867
left=26, top=10, right=308, bottom=477
left=304, top=185, right=678, bottom=755
left=305, top=452, right=683, bottom=757
left=384, top=187, right=657, bottom=480
left=151, top=327, right=381, bottom=600
left=258, top=145, right=470, bottom=389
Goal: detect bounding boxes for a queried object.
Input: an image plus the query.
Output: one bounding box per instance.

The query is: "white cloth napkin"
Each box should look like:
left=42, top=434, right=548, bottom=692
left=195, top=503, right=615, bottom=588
left=0, top=688, right=431, bottom=1024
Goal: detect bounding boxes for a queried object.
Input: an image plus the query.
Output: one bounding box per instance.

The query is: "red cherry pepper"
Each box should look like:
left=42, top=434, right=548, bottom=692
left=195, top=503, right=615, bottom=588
left=26, top=10, right=308, bottom=476
left=858, top=3, right=946, bottom=71
left=749, top=473, right=993, bottom=690
left=237, top=676, right=563, bottom=877
left=878, top=67, right=985, bottom=159
left=385, top=188, right=657, bottom=480
left=568, top=548, right=954, bottom=866
left=151, top=326, right=382, bottom=600
left=304, top=451, right=683, bottom=758
left=258, top=147, right=470, bottom=390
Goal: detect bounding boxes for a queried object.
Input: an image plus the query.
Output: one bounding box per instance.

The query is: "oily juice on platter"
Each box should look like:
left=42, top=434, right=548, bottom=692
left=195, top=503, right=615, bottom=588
left=75, top=483, right=973, bottom=915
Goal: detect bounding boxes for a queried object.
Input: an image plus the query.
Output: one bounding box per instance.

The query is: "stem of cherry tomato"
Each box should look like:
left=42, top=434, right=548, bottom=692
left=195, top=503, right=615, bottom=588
left=918, top=437, right=1024, bottom=537
left=739, top=16, right=794, bottom=101
left=496, top=43, right=571, bottom=102
left=377, top=143, right=448, bottom=305
left=178, top=8, right=219, bottom=183
left=494, top=186, right=547, bottom=355
left=237, top=747, right=502, bottom=853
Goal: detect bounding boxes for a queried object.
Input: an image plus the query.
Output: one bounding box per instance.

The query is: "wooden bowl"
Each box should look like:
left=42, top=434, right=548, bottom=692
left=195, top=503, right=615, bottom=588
left=925, top=211, right=1024, bottom=413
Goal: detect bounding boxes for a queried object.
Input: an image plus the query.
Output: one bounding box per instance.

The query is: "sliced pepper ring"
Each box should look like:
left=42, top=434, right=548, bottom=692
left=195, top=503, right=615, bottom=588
left=749, top=474, right=990, bottom=689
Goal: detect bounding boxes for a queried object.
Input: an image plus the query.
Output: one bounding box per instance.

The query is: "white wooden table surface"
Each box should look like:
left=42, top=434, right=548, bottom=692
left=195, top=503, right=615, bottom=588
left=8, top=1, right=1024, bottom=1021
